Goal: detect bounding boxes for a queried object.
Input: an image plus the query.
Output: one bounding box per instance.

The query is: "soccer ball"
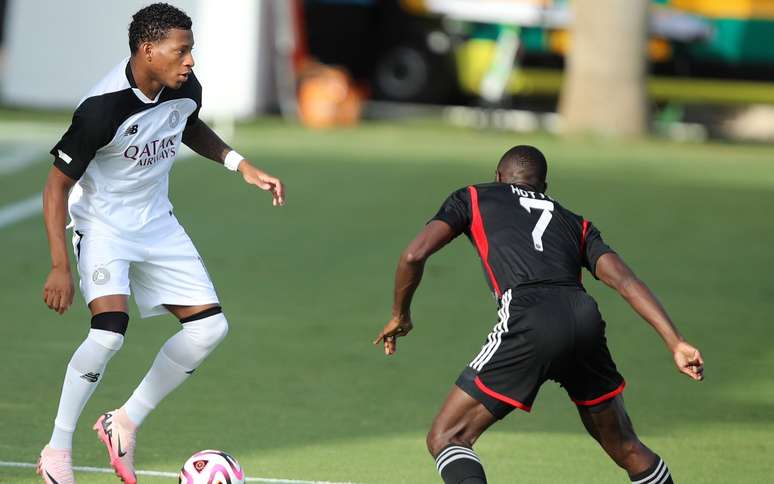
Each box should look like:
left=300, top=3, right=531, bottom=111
left=178, top=449, right=245, bottom=484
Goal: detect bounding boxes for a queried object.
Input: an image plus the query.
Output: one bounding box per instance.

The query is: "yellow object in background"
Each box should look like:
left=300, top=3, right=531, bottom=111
left=669, top=0, right=774, bottom=19
left=548, top=30, right=672, bottom=62
left=455, top=40, right=499, bottom=95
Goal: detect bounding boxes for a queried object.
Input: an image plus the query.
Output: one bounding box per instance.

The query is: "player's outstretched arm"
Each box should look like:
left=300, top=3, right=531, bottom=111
left=374, top=221, right=457, bottom=355
left=42, top=167, right=77, bottom=315
left=182, top=119, right=285, bottom=206
left=595, top=252, right=704, bottom=381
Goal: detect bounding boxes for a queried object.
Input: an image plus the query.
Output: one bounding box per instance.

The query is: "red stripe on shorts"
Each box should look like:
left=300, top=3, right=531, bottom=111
left=572, top=380, right=626, bottom=406
left=474, top=376, right=532, bottom=413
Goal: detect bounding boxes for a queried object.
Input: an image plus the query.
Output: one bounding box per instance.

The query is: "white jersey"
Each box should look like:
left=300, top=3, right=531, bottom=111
left=51, top=57, right=202, bottom=237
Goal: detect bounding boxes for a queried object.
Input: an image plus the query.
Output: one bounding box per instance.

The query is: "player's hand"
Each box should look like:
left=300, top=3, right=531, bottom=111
left=672, top=341, right=704, bottom=381
left=43, top=267, right=74, bottom=315
left=238, top=161, right=285, bottom=206
left=373, top=316, right=413, bottom=356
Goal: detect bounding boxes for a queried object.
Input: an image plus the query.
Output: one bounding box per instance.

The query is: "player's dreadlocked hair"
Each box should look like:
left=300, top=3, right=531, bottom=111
left=128, top=3, right=192, bottom=54
left=497, top=145, right=548, bottom=186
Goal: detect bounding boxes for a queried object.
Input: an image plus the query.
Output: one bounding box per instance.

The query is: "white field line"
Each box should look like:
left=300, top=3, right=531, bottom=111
left=0, top=121, right=54, bottom=229
left=0, top=460, right=359, bottom=484
left=0, top=144, right=47, bottom=175
left=0, top=193, right=42, bottom=229
left=0, top=120, right=60, bottom=173
left=0, top=121, right=65, bottom=143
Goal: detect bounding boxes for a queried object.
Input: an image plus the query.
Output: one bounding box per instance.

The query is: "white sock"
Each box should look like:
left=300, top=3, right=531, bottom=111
left=49, top=329, right=124, bottom=450
left=123, top=313, right=228, bottom=426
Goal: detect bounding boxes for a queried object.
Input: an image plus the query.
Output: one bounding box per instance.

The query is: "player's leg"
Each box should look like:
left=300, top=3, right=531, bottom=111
left=120, top=223, right=225, bottom=427
left=578, top=396, right=673, bottom=483
left=565, top=289, right=674, bottom=483
left=93, top=302, right=226, bottom=484
left=39, top=231, right=132, bottom=484
left=428, top=288, right=547, bottom=483
left=93, top=225, right=224, bottom=483
left=426, top=386, right=498, bottom=484
left=121, top=303, right=227, bottom=427
left=39, top=295, right=129, bottom=484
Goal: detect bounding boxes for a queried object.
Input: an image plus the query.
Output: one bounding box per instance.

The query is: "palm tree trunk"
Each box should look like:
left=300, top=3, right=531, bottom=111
left=559, top=0, right=650, bottom=136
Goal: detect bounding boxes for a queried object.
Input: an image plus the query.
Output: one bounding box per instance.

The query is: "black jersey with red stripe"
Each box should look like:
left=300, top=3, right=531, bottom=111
left=431, top=182, right=614, bottom=298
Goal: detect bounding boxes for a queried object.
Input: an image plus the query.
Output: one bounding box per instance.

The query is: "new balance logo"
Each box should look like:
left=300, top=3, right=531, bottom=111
left=80, top=372, right=100, bottom=383
left=124, top=124, right=139, bottom=136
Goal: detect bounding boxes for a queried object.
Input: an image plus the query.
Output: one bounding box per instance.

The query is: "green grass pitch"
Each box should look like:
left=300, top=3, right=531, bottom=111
left=0, top=115, right=772, bottom=483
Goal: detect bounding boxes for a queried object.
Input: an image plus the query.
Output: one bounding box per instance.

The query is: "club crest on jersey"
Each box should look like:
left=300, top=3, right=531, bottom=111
left=124, top=134, right=178, bottom=167
left=168, top=109, right=181, bottom=128
left=92, top=267, right=110, bottom=285
left=123, top=124, right=139, bottom=136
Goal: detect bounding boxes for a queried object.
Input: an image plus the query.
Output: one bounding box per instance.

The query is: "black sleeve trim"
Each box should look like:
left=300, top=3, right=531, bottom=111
left=428, top=214, right=464, bottom=236
left=429, top=187, right=471, bottom=235
left=52, top=157, right=81, bottom=181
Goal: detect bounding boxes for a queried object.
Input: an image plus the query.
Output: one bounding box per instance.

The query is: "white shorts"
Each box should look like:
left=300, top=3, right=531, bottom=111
left=72, top=221, right=220, bottom=318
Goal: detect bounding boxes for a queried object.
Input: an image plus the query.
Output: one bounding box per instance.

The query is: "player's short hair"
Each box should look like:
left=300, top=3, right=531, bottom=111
left=497, top=145, right=548, bottom=186
left=129, top=3, right=192, bottom=54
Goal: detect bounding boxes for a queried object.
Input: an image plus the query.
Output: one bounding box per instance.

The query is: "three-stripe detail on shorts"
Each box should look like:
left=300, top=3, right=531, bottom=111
left=435, top=445, right=482, bottom=474
left=631, top=458, right=671, bottom=484
left=469, top=289, right=512, bottom=371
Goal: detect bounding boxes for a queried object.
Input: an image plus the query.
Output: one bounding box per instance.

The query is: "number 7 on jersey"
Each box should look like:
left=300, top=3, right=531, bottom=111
left=519, top=198, right=555, bottom=251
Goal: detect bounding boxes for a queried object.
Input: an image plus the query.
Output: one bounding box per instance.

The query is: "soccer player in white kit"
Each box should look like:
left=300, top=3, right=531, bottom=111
left=36, top=4, right=285, bottom=483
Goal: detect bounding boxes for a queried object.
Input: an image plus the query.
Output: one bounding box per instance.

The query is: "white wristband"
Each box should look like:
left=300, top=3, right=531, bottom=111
left=224, top=150, right=244, bottom=171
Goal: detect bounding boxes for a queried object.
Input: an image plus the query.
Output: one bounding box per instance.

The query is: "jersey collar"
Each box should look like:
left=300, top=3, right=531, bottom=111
left=125, top=60, right=165, bottom=104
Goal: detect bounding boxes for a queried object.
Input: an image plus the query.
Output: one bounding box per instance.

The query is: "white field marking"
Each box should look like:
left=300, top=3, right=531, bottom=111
left=0, top=144, right=48, bottom=175
left=0, top=121, right=65, bottom=143
left=0, top=120, right=66, bottom=175
left=0, top=193, right=42, bottom=229
left=0, top=120, right=62, bottom=175
left=0, top=460, right=359, bottom=484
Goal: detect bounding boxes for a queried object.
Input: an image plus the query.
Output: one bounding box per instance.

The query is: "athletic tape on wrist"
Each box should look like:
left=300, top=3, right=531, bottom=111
left=224, top=150, right=244, bottom=171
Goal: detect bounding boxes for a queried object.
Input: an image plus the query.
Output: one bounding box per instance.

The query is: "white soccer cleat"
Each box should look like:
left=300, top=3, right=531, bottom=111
left=36, top=446, right=76, bottom=484
left=93, top=408, right=137, bottom=484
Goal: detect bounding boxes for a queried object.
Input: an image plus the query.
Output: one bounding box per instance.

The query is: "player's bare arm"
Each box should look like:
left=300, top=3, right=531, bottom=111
left=42, top=167, right=77, bottom=315
left=374, top=220, right=457, bottom=355
left=595, top=252, right=704, bottom=381
left=182, top=119, right=285, bottom=206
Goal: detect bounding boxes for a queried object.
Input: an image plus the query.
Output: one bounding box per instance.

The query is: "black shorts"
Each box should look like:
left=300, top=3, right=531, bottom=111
left=456, top=286, right=625, bottom=419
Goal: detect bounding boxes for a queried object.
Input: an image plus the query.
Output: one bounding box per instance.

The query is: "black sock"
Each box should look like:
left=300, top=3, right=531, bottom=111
left=630, top=455, right=673, bottom=484
left=435, top=445, right=487, bottom=484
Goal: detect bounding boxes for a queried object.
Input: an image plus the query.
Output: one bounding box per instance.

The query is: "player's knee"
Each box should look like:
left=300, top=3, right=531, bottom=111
left=203, top=314, right=229, bottom=348
left=179, top=306, right=228, bottom=351
left=607, top=438, right=644, bottom=468
left=90, top=312, right=129, bottom=350
left=426, top=428, right=447, bottom=457
left=427, top=426, right=474, bottom=457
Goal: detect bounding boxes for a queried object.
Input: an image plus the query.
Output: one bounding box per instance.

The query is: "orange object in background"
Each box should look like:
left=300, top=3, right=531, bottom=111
left=298, top=63, right=363, bottom=129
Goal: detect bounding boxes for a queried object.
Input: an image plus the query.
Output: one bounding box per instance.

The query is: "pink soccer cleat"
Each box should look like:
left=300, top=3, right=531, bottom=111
left=36, top=446, right=75, bottom=484
left=93, top=408, right=137, bottom=484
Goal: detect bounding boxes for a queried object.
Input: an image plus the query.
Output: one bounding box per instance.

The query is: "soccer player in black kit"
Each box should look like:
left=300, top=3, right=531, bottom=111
left=374, top=146, right=704, bottom=484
